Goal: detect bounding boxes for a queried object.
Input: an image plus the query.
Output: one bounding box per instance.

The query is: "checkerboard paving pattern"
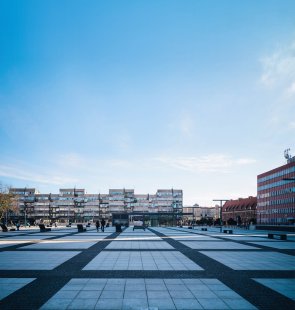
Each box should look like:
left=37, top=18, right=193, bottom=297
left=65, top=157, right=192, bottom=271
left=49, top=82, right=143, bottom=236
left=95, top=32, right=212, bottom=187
left=41, top=278, right=257, bottom=310
left=0, top=226, right=294, bottom=309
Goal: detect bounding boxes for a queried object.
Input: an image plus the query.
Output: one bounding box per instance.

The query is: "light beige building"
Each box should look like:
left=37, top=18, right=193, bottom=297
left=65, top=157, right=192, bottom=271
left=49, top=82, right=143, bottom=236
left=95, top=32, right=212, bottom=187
left=183, top=204, right=219, bottom=223
left=9, top=187, right=183, bottom=226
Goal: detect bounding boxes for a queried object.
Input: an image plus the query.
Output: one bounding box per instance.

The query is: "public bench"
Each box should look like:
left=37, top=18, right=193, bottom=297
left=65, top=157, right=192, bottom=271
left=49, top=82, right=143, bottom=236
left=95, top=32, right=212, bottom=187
left=133, top=225, right=145, bottom=231
left=39, top=224, right=51, bottom=232
left=201, top=228, right=207, bottom=231
left=268, top=233, right=287, bottom=240
left=77, top=224, right=86, bottom=232
left=223, top=229, right=233, bottom=234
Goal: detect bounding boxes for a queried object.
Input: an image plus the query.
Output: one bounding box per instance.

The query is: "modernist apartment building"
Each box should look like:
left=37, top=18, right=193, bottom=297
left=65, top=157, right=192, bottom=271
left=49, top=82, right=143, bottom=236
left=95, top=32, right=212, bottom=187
left=222, top=196, right=257, bottom=225
left=257, top=156, right=295, bottom=225
left=9, top=188, right=183, bottom=225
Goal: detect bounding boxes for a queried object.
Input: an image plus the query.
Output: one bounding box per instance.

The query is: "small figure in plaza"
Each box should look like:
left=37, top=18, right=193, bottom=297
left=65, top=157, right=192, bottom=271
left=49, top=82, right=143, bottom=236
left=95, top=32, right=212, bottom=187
left=95, top=220, right=100, bottom=232
left=16, top=222, right=20, bottom=231
left=101, top=218, right=106, bottom=232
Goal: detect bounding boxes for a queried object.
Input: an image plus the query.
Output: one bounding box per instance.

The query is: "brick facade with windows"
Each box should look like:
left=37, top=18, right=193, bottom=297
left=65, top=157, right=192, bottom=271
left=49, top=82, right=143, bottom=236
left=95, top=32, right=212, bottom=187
left=257, top=159, right=295, bottom=225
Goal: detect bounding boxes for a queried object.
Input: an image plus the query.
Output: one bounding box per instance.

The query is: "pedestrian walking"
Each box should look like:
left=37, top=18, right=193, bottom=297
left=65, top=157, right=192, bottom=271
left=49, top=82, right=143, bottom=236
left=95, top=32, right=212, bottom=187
left=101, top=218, right=106, bottom=232
left=95, top=220, right=100, bottom=232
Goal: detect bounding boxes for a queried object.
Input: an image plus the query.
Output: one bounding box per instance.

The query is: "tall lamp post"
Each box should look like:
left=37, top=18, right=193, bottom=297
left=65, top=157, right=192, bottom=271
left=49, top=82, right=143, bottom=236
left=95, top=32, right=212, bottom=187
left=213, top=199, right=229, bottom=232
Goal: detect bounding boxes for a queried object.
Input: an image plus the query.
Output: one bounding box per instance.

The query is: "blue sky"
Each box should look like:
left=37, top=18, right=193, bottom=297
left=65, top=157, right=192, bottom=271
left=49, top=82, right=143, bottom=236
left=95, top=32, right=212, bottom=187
left=0, top=0, right=295, bottom=205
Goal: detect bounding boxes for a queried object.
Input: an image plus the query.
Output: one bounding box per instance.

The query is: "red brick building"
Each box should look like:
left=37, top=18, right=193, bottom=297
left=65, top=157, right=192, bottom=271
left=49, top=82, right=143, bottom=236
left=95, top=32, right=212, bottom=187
left=222, top=196, right=257, bottom=225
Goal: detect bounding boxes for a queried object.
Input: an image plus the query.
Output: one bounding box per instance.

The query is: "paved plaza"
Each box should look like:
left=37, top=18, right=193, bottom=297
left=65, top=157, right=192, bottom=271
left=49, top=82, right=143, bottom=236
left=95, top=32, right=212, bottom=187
left=0, top=226, right=294, bottom=309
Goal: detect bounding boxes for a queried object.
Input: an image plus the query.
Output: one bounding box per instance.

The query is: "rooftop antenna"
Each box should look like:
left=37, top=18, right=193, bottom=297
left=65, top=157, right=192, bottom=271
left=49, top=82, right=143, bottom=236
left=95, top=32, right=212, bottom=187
left=284, top=148, right=292, bottom=163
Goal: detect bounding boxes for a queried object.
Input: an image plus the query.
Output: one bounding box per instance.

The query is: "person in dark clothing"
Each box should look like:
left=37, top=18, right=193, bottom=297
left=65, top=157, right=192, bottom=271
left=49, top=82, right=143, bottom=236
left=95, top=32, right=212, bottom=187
left=95, top=220, right=100, bottom=232
left=101, top=218, right=106, bottom=232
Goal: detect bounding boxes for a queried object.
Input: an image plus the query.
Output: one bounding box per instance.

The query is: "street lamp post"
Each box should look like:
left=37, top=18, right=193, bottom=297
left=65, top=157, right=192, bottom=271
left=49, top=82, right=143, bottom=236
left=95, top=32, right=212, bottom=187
left=213, top=199, right=229, bottom=232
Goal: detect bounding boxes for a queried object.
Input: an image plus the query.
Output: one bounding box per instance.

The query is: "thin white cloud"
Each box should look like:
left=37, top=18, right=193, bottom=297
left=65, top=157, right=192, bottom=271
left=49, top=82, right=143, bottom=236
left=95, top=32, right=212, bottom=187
left=0, top=164, right=78, bottom=186
left=179, top=114, right=194, bottom=137
left=154, top=154, right=256, bottom=173
left=56, top=153, right=85, bottom=168
left=260, top=40, right=295, bottom=97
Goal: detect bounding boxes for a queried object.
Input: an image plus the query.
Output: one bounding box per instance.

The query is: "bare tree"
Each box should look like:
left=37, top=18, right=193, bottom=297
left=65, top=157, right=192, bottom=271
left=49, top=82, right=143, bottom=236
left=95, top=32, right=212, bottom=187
left=0, top=182, right=18, bottom=224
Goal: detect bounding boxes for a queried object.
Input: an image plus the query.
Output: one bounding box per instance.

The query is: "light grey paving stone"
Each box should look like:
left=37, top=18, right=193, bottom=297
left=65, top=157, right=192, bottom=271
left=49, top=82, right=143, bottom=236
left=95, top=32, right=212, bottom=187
left=197, top=298, right=229, bottom=309
left=206, top=284, right=230, bottom=291
left=124, top=290, right=147, bottom=298
left=186, top=284, right=210, bottom=291
left=181, top=279, right=202, bottom=285
left=213, top=290, right=241, bottom=298
left=173, top=298, right=203, bottom=309
left=83, top=251, right=203, bottom=270
left=181, top=241, right=259, bottom=250
left=223, top=298, right=257, bottom=309
left=249, top=241, right=295, bottom=249
left=53, top=290, right=79, bottom=299
left=83, top=283, right=105, bottom=291
left=169, top=290, right=194, bottom=298
left=125, top=283, right=146, bottom=291
left=41, top=298, right=73, bottom=309
left=219, top=236, right=274, bottom=241
left=144, top=279, right=165, bottom=284
left=88, top=279, right=108, bottom=285
left=62, top=284, right=85, bottom=291
left=68, top=298, right=98, bottom=309
left=200, top=251, right=295, bottom=270
left=166, top=284, right=190, bottom=291
left=100, top=290, right=124, bottom=299
left=20, top=240, right=97, bottom=249
left=95, top=298, right=123, bottom=309
left=76, top=290, right=102, bottom=298
left=104, top=284, right=125, bottom=291
left=147, top=290, right=171, bottom=299
left=200, top=279, right=223, bottom=285
left=107, top=279, right=126, bottom=285
left=146, top=284, right=168, bottom=291
left=169, top=235, right=217, bottom=241
left=122, top=298, right=148, bottom=310
left=164, top=279, right=183, bottom=285
left=253, top=278, right=295, bottom=300
left=0, top=251, right=80, bottom=270
left=190, top=290, right=217, bottom=299
left=148, top=298, right=176, bottom=310
left=106, top=241, right=174, bottom=250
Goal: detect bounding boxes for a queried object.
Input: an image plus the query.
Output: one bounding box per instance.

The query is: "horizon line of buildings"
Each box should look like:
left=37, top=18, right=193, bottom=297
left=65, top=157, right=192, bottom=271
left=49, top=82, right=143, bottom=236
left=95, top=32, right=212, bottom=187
left=5, top=153, right=295, bottom=226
